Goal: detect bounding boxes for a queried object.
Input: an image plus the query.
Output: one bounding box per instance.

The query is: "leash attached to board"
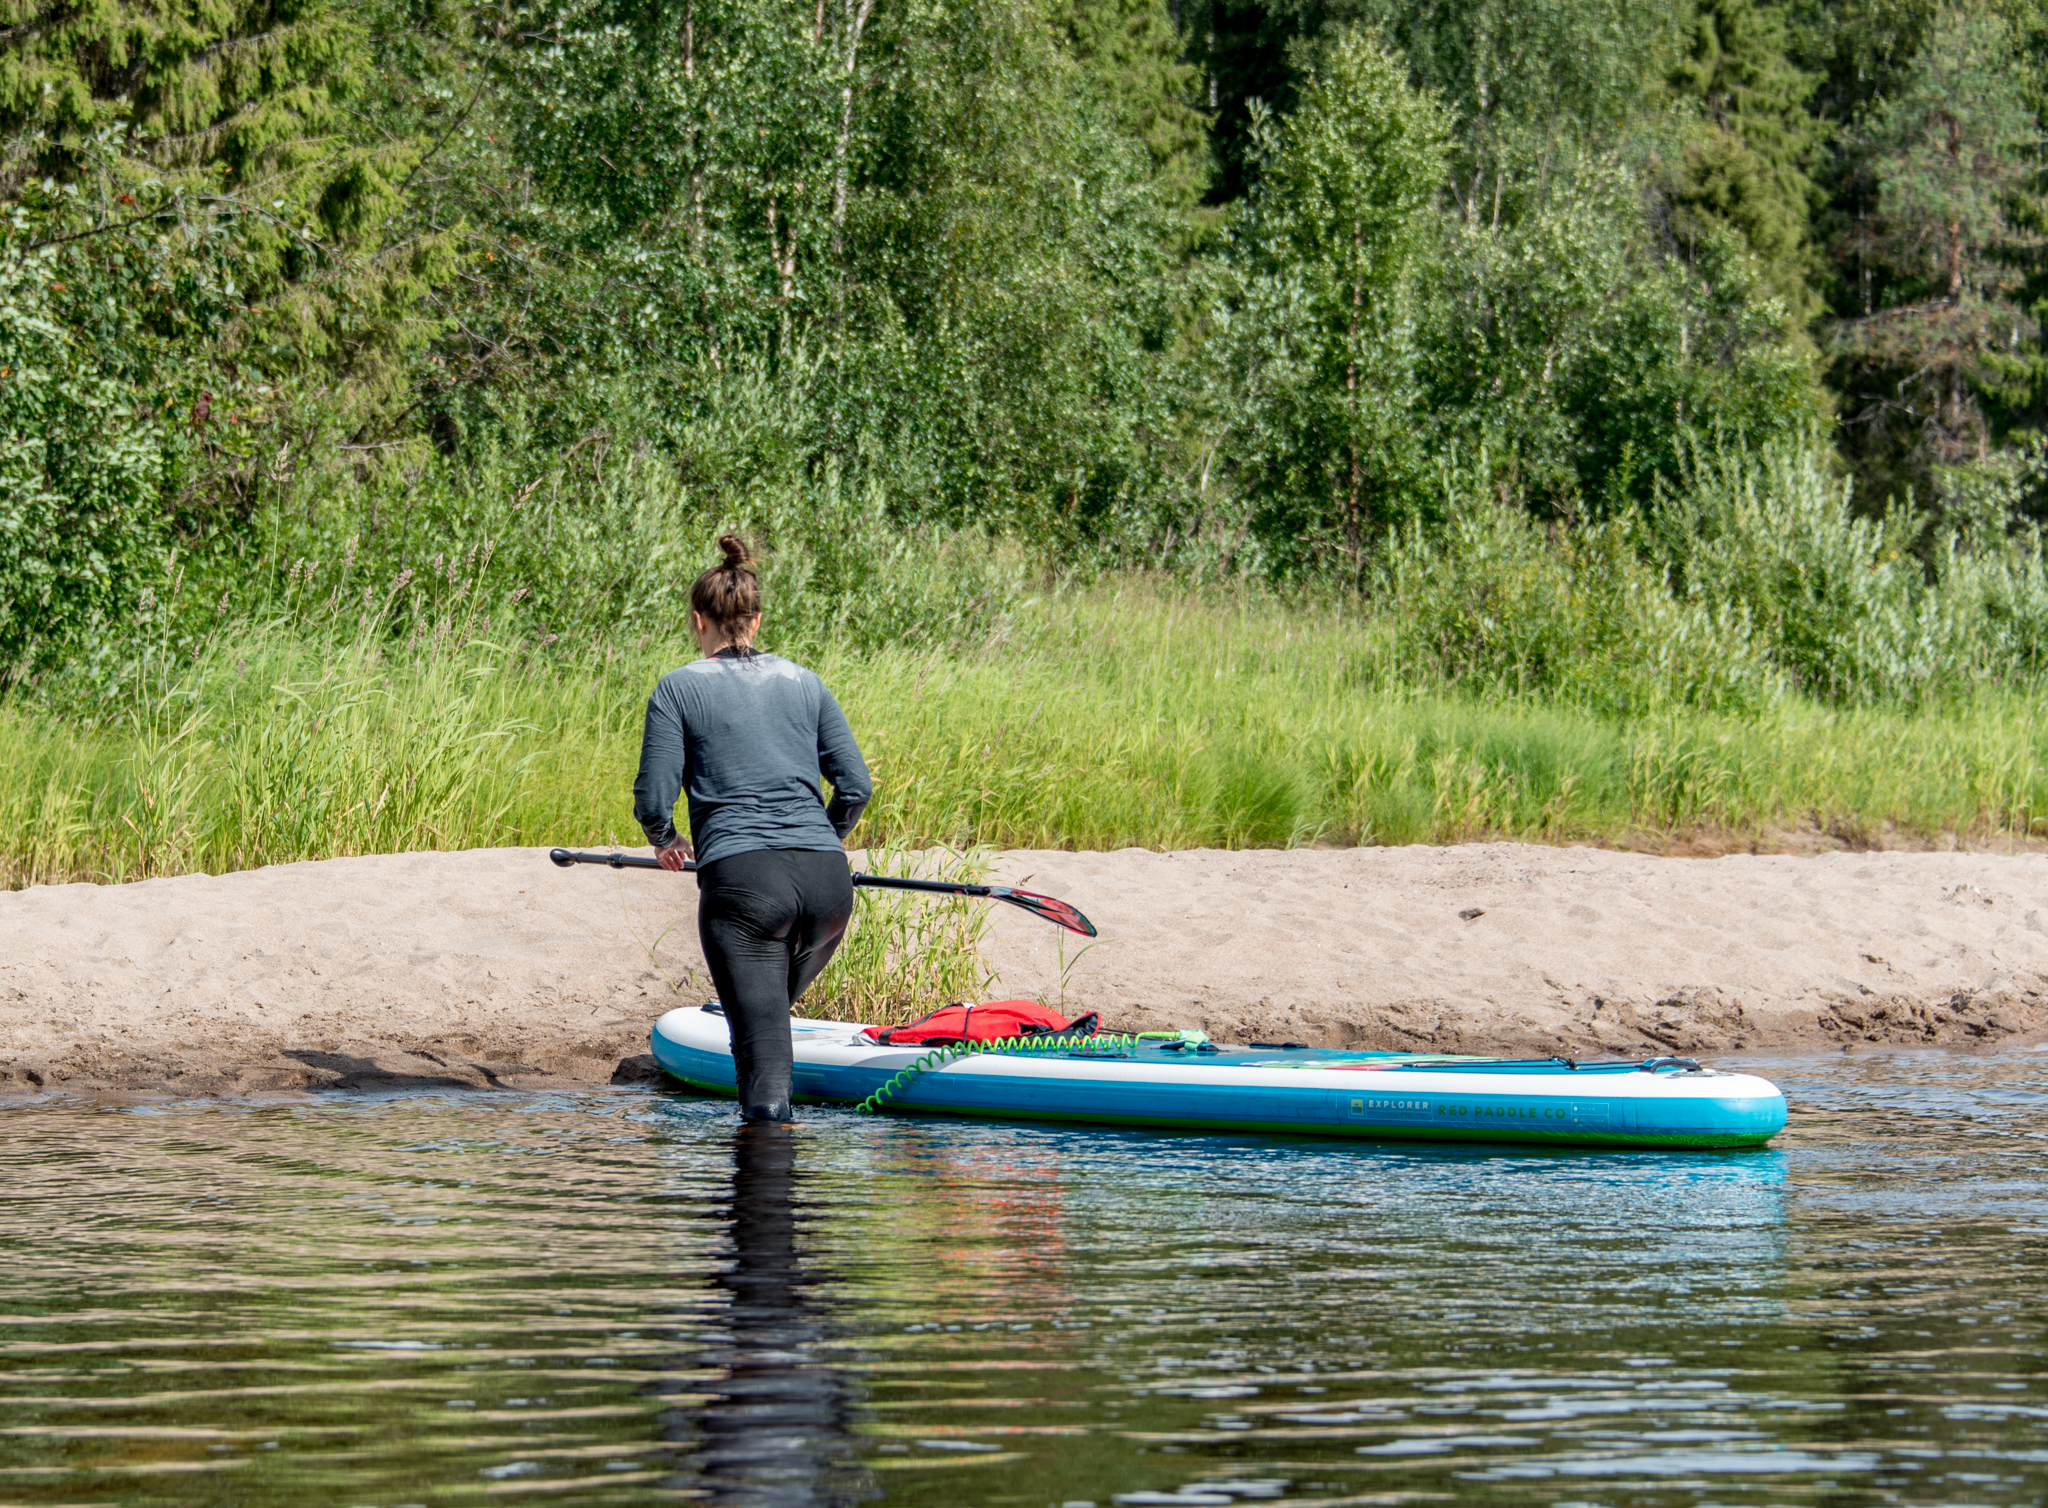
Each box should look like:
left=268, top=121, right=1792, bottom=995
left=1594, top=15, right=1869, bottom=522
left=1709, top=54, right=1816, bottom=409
left=548, top=848, right=1097, bottom=937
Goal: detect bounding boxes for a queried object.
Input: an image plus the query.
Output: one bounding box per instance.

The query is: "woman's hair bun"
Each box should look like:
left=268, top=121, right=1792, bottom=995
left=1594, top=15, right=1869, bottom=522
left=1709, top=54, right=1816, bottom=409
left=716, top=533, right=755, bottom=573
left=691, top=532, right=763, bottom=632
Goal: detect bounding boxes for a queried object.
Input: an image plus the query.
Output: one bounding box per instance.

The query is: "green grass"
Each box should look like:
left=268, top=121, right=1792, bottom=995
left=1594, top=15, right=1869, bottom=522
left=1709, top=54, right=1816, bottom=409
left=6, top=582, right=2045, bottom=897
left=840, top=590, right=2048, bottom=850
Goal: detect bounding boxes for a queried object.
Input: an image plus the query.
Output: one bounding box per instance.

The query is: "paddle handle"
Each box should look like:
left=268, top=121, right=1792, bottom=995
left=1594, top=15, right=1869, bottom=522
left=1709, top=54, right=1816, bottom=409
left=551, top=848, right=682, bottom=872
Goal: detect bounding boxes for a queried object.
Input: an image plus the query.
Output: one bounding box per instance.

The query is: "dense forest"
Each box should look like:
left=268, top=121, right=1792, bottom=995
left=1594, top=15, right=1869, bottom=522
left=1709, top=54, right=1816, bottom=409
left=6, top=0, right=2048, bottom=720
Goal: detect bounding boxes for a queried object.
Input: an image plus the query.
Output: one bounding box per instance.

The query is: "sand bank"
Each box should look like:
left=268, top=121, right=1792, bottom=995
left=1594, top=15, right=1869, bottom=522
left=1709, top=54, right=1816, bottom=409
left=3, top=844, right=2045, bottom=1096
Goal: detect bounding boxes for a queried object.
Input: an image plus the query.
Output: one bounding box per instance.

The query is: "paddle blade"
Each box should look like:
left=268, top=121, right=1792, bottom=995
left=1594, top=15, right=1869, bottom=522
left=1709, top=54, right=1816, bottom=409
left=992, top=887, right=1097, bottom=937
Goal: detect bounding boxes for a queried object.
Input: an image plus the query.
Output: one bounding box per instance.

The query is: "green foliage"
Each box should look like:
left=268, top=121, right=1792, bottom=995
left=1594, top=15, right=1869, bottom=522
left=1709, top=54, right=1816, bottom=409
left=1791, top=0, right=1936, bottom=131
left=1193, top=0, right=1691, bottom=199
left=1858, top=7, right=2040, bottom=304
left=487, top=0, right=1176, bottom=540
left=185, top=395, right=1027, bottom=671
left=1656, top=440, right=2048, bottom=700
left=0, top=0, right=471, bottom=677
left=0, top=152, right=286, bottom=680
left=9, top=0, right=2048, bottom=741
left=1380, top=491, right=1781, bottom=715
left=1343, top=0, right=1692, bottom=145
left=0, top=0, right=444, bottom=358
left=0, top=239, right=168, bottom=679
left=1421, top=154, right=1826, bottom=514
left=2, top=0, right=370, bottom=194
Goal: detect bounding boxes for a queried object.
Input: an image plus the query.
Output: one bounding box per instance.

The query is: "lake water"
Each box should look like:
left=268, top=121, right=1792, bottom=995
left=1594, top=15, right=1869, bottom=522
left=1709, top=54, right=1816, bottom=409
left=2, top=1050, right=2043, bottom=1507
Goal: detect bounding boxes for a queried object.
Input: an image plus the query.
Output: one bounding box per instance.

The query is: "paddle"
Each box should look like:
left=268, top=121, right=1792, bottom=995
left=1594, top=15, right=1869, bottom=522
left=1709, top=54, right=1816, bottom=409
left=548, top=848, right=1098, bottom=936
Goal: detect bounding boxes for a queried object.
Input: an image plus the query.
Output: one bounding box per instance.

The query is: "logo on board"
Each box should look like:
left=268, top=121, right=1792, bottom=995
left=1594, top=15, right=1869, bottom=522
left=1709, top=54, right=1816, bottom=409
left=1343, top=1097, right=1611, bottom=1126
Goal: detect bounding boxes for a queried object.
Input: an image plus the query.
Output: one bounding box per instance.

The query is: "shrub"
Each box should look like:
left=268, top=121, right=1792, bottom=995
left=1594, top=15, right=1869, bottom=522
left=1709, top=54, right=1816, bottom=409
left=0, top=240, right=168, bottom=682
left=1658, top=442, right=2048, bottom=702
left=1379, top=476, right=1778, bottom=714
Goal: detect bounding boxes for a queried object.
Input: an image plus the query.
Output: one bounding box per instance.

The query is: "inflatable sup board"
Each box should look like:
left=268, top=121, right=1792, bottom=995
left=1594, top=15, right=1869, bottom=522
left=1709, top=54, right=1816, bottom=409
left=650, top=1006, right=1787, bottom=1149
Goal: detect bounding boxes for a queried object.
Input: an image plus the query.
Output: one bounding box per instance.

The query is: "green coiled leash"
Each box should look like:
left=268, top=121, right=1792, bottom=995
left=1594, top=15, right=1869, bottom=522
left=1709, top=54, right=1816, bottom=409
left=856, top=1030, right=1207, bottom=1115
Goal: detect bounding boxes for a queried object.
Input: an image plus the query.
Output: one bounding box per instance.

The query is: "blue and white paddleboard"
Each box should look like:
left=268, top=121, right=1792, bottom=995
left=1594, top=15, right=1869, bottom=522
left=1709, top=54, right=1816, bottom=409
left=650, top=1006, right=1788, bottom=1149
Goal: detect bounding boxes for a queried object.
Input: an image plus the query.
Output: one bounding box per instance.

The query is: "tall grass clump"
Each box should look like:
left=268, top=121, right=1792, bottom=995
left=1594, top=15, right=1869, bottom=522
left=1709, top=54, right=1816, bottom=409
left=802, top=849, right=998, bottom=1023
left=1, top=629, right=540, bottom=886
left=8, top=580, right=2048, bottom=892
left=829, top=591, right=2048, bottom=851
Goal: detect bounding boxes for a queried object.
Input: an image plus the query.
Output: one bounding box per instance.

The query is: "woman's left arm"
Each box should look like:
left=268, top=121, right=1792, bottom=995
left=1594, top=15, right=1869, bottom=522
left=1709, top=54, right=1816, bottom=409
left=815, top=687, right=872, bottom=841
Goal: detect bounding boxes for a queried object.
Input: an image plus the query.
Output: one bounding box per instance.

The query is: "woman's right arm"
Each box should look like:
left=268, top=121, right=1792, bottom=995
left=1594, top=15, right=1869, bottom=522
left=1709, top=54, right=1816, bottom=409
left=632, top=686, right=693, bottom=863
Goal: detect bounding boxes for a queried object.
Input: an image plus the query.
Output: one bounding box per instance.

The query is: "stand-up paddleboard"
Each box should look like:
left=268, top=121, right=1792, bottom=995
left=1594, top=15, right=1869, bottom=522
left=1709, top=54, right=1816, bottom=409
left=650, top=1006, right=1788, bottom=1149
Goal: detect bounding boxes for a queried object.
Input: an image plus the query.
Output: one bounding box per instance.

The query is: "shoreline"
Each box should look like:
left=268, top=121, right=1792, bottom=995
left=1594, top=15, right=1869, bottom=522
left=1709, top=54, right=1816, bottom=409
left=3, top=844, right=2045, bottom=1097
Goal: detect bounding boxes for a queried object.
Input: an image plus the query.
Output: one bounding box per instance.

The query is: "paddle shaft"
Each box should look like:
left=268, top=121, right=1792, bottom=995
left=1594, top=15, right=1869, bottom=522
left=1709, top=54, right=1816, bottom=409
left=550, top=848, right=995, bottom=898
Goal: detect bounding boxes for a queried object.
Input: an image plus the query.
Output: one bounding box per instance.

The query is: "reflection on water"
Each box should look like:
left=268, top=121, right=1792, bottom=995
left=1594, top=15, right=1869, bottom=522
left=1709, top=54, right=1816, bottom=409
left=0, top=1049, right=2042, bottom=1506
left=686, top=1124, right=869, bottom=1506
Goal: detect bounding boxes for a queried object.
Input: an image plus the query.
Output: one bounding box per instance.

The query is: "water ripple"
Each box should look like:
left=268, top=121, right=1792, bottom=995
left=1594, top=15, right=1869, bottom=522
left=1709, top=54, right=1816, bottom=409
left=0, top=1051, right=2043, bottom=1504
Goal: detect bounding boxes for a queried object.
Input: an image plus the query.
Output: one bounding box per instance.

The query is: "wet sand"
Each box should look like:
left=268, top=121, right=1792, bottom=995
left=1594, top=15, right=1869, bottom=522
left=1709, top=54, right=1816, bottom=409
left=3, top=844, right=2044, bottom=1095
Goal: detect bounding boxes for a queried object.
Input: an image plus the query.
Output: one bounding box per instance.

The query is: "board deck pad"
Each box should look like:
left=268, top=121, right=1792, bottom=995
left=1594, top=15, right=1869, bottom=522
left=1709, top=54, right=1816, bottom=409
left=650, top=1008, right=1789, bottom=1149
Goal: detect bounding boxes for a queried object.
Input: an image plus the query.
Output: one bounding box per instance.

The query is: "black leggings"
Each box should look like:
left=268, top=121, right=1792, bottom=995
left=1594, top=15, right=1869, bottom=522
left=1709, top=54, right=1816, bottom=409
left=697, top=848, right=855, bottom=1121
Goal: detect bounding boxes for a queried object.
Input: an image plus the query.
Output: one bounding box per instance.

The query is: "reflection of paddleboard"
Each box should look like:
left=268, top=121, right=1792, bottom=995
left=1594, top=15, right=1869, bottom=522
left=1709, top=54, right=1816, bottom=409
left=650, top=1007, right=1789, bottom=1149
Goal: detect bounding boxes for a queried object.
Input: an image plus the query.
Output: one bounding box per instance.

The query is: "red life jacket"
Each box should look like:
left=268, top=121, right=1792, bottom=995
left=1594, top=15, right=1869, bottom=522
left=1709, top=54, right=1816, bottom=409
left=860, top=999, right=1100, bottom=1046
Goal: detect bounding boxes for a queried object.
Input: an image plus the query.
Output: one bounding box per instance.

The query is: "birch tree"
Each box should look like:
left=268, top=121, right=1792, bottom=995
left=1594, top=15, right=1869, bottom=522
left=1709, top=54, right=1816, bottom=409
left=1219, top=29, right=1449, bottom=572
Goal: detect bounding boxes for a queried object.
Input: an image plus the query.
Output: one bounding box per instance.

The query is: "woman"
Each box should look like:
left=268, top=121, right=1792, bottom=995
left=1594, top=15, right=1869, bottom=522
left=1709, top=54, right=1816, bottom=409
left=632, top=535, right=872, bottom=1122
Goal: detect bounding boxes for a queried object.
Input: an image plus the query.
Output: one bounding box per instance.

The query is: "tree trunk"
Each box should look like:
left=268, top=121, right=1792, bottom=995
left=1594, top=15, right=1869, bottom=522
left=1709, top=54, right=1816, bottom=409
left=682, top=0, right=701, bottom=255
left=1344, top=221, right=1363, bottom=558
left=832, top=0, right=877, bottom=261
left=766, top=195, right=795, bottom=301
left=1943, top=108, right=1964, bottom=299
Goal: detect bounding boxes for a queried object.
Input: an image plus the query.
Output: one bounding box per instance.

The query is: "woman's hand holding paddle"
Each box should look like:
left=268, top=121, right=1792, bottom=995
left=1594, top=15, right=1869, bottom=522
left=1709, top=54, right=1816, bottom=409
left=656, top=839, right=695, bottom=872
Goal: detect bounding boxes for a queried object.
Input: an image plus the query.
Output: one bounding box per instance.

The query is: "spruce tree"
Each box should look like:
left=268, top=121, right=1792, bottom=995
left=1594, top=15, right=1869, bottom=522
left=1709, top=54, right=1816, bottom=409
left=1048, top=0, right=1211, bottom=214
left=1830, top=6, right=2044, bottom=486
left=0, top=0, right=464, bottom=677
left=0, top=0, right=448, bottom=407
left=1, top=0, right=383, bottom=225
left=1669, top=0, right=1827, bottom=325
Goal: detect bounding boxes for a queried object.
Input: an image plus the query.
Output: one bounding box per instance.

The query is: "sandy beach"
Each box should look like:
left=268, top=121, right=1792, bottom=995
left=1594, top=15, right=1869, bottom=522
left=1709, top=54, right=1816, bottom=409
left=3, top=843, right=2045, bottom=1096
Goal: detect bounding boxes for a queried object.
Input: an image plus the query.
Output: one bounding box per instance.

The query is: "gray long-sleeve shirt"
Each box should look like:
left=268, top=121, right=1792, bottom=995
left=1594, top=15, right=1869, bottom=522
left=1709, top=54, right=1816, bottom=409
left=632, top=651, right=872, bottom=866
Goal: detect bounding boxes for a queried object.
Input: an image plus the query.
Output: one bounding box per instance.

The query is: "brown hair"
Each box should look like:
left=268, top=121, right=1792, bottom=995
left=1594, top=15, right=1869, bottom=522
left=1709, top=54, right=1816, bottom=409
left=689, top=533, right=762, bottom=634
